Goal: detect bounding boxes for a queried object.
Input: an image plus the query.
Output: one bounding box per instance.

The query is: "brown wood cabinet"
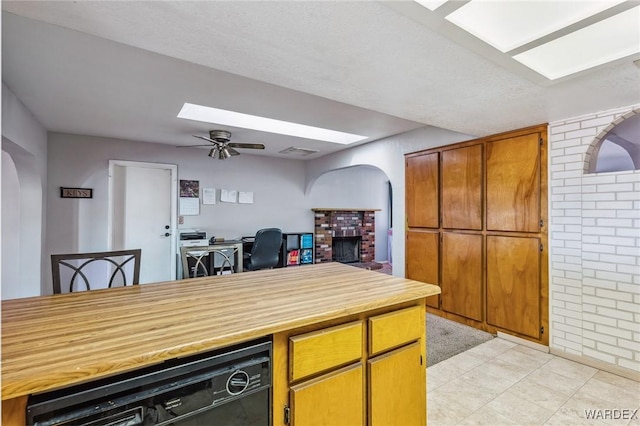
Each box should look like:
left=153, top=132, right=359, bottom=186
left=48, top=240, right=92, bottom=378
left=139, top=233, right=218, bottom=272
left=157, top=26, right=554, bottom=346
left=487, top=235, right=541, bottom=339
left=486, top=133, right=541, bottom=232
left=406, top=230, right=439, bottom=308
left=406, top=152, right=439, bottom=228
left=442, top=144, right=483, bottom=230
left=405, top=125, right=548, bottom=345
left=441, top=232, right=483, bottom=321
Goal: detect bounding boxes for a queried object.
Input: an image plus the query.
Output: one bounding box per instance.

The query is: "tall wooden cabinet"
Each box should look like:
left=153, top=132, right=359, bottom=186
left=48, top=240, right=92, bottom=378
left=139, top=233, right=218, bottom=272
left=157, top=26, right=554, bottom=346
left=406, top=230, right=439, bottom=308
left=406, top=152, right=439, bottom=228
left=441, top=232, right=483, bottom=321
left=441, top=144, right=483, bottom=230
left=405, top=125, right=548, bottom=345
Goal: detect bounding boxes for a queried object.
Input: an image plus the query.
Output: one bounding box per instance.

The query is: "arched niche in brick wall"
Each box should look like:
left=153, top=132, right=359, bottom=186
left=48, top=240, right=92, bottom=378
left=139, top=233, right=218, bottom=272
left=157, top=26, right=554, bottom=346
left=586, top=109, right=640, bottom=173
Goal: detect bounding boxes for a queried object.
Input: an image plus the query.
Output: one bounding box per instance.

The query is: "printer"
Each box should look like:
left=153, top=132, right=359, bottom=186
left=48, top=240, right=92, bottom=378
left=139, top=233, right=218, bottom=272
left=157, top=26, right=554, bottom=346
left=178, top=230, right=208, bottom=247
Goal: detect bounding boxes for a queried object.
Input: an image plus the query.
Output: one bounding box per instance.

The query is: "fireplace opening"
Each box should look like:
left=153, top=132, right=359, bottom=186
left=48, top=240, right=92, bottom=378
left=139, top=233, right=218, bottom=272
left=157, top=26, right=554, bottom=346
left=332, top=237, right=361, bottom=263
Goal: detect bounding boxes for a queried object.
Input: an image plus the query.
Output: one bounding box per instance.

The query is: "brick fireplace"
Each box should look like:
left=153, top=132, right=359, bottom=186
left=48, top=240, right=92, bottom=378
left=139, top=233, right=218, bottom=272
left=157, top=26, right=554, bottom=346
left=312, top=209, right=378, bottom=264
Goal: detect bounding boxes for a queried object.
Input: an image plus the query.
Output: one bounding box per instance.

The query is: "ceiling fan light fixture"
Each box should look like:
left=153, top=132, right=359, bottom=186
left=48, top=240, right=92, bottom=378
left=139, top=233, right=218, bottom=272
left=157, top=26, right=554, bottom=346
left=220, top=147, right=232, bottom=159
left=208, top=148, right=218, bottom=158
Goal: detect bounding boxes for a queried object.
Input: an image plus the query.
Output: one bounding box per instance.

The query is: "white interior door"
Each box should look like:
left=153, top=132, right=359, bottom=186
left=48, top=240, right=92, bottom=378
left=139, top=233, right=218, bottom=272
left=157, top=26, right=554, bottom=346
left=109, top=161, right=177, bottom=283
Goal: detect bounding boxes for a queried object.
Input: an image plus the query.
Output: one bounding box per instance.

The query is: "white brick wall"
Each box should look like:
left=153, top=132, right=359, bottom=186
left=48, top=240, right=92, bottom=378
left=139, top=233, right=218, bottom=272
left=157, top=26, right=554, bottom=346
left=549, top=104, right=640, bottom=373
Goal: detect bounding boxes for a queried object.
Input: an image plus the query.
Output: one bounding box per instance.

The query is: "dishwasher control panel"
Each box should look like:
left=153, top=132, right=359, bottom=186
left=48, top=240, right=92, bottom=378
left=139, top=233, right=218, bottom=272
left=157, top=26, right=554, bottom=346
left=27, top=339, right=272, bottom=426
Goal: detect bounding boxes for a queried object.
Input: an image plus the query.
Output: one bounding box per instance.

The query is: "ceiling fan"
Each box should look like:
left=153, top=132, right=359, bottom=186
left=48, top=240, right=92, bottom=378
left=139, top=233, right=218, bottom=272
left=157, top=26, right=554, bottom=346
left=179, top=130, right=265, bottom=160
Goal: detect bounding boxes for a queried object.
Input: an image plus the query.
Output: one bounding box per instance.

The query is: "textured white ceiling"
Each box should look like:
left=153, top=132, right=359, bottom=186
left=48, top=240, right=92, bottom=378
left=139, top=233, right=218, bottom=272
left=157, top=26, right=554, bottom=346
left=2, top=1, right=639, bottom=159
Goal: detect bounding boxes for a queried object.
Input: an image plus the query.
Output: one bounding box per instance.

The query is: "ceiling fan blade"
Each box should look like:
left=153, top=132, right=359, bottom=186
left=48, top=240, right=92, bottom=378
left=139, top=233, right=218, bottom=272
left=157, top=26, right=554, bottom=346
left=176, top=144, right=215, bottom=148
left=228, top=143, right=265, bottom=150
left=227, top=147, right=241, bottom=156
left=192, top=134, right=221, bottom=145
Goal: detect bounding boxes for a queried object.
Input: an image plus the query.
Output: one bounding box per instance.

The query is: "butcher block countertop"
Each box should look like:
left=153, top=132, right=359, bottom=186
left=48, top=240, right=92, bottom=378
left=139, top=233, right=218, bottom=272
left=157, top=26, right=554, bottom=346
left=1, top=262, right=440, bottom=401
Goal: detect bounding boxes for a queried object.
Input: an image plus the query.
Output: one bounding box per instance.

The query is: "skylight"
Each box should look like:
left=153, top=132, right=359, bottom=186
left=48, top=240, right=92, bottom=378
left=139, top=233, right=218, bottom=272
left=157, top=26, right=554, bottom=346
left=177, top=103, right=367, bottom=145
left=414, top=0, right=448, bottom=11
left=414, top=0, right=640, bottom=81
left=513, top=6, right=640, bottom=80
left=445, top=0, right=626, bottom=53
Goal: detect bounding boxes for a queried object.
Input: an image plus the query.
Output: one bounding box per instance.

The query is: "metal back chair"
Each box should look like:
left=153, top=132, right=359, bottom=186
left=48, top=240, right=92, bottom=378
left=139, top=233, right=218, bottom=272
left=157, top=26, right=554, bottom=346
left=181, top=245, right=239, bottom=279
left=51, top=249, right=141, bottom=294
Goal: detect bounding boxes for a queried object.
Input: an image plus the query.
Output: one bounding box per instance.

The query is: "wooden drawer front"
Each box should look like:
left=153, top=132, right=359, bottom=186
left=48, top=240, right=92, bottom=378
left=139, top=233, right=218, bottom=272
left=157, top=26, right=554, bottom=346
left=369, top=306, right=423, bottom=355
left=290, top=321, right=363, bottom=381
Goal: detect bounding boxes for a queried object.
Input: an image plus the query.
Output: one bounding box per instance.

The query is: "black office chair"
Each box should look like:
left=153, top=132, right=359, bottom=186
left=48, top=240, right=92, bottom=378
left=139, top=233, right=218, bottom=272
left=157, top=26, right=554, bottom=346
left=243, top=228, right=283, bottom=271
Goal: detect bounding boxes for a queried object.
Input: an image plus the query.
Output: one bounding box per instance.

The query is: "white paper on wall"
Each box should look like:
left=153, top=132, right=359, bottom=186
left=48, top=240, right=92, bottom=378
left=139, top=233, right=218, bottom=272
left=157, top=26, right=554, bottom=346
left=220, top=189, right=238, bottom=203
left=179, top=197, right=200, bottom=215
left=238, top=191, right=254, bottom=204
left=202, top=188, right=216, bottom=205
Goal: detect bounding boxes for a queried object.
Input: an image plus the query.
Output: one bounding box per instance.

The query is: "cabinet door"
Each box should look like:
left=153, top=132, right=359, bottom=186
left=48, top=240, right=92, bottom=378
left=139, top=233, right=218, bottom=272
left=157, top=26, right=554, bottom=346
left=406, top=230, right=439, bottom=308
left=486, top=133, right=540, bottom=232
left=406, top=153, right=439, bottom=228
left=290, top=363, right=363, bottom=426
left=441, top=232, right=483, bottom=321
left=442, top=144, right=482, bottom=230
left=487, top=235, right=540, bottom=339
left=368, top=342, right=425, bottom=426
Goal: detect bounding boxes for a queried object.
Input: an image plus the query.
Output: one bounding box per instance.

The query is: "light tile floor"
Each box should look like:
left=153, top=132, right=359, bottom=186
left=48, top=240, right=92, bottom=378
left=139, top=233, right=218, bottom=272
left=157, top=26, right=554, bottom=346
left=427, top=338, right=640, bottom=425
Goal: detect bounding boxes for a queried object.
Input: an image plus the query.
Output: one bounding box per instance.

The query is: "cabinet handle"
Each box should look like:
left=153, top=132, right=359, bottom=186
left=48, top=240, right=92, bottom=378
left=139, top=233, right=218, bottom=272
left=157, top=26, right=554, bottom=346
left=284, top=406, right=291, bottom=424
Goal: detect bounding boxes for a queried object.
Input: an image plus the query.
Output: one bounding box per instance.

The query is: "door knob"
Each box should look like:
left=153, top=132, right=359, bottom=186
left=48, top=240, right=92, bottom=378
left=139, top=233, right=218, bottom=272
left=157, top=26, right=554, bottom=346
left=165, top=225, right=170, bottom=229
left=162, top=232, right=171, bottom=237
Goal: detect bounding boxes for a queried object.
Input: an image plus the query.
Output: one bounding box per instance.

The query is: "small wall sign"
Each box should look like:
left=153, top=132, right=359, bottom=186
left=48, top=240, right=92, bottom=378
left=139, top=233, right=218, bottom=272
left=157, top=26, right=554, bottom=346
left=60, top=187, right=93, bottom=198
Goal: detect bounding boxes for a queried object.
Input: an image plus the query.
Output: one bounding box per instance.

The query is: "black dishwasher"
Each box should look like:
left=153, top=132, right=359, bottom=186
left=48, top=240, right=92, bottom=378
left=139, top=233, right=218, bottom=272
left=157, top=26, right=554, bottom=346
left=26, top=338, right=271, bottom=426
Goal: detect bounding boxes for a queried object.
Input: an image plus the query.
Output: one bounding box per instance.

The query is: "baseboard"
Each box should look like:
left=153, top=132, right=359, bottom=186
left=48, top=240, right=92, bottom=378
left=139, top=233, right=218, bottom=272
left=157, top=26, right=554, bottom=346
left=549, top=347, right=640, bottom=382
left=497, top=331, right=549, bottom=353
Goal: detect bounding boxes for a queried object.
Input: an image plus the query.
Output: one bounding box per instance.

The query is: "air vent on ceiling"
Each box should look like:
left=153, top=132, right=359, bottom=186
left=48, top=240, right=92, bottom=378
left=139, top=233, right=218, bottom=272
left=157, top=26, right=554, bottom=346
left=279, top=147, right=319, bottom=156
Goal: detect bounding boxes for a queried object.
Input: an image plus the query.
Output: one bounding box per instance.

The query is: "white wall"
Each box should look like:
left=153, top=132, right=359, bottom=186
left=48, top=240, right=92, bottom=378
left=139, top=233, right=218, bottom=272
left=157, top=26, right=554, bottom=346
left=2, top=150, right=20, bottom=295
left=306, top=125, right=474, bottom=277
left=43, top=132, right=400, bottom=294
left=45, top=133, right=308, bottom=291
left=549, top=104, right=640, bottom=375
left=1, top=84, right=48, bottom=299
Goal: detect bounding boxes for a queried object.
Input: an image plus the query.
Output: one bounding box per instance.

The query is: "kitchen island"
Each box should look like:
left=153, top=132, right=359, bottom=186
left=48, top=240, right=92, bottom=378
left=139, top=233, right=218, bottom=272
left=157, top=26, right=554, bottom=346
left=2, top=262, right=440, bottom=425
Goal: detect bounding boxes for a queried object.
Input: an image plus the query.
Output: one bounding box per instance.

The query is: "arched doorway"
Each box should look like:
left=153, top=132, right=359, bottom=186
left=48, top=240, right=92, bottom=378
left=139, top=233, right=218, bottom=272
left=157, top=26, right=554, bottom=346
left=1, top=138, right=44, bottom=298
left=307, top=165, right=392, bottom=266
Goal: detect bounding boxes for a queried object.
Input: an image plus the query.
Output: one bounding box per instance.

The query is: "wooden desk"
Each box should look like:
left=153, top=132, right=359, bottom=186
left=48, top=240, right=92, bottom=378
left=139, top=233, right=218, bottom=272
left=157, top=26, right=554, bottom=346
left=1, top=263, right=440, bottom=425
